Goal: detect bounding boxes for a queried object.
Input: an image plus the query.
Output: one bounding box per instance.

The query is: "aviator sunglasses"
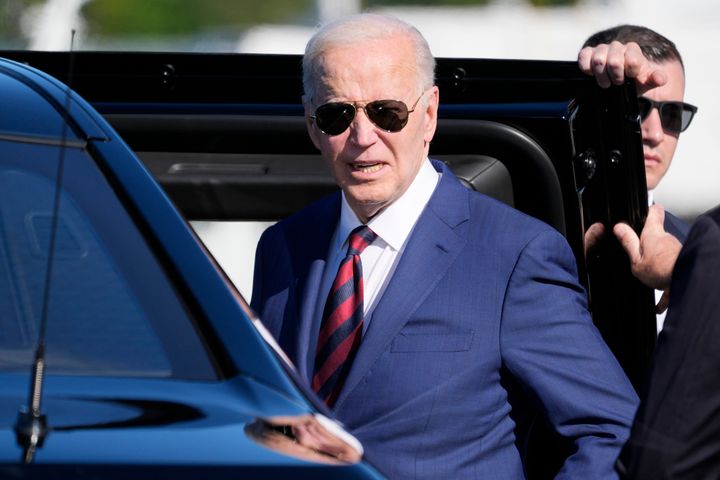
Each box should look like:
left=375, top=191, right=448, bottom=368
left=638, top=96, right=697, bottom=134
left=310, top=91, right=428, bottom=136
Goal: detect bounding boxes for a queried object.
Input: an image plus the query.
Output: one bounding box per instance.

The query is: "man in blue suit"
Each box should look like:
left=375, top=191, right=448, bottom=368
left=252, top=13, right=638, bottom=479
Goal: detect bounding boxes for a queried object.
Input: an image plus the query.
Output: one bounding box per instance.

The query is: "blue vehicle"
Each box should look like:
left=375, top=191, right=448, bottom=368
left=0, top=56, right=383, bottom=478
left=0, top=49, right=655, bottom=478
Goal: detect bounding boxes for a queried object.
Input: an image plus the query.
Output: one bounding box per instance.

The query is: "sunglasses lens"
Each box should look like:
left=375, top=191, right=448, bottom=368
left=365, top=100, right=409, bottom=132
left=659, top=103, right=684, bottom=133
left=638, top=97, right=697, bottom=134
left=314, top=98, right=413, bottom=135
left=637, top=97, right=652, bottom=121
left=315, top=102, right=355, bottom=135
left=680, top=106, right=696, bottom=132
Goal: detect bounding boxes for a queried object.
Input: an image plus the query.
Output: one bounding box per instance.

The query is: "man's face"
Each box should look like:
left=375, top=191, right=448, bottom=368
left=305, top=35, right=439, bottom=223
left=641, top=59, right=686, bottom=190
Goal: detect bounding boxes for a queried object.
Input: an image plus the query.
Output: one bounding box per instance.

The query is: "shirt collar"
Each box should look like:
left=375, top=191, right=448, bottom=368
left=338, top=158, right=440, bottom=250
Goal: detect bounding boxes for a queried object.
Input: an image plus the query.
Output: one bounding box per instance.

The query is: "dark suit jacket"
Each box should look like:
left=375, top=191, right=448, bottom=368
left=664, top=210, right=690, bottom=243
left=618, top=204, right=720, bottom=479
left=252, top=160, right=638, bottom=479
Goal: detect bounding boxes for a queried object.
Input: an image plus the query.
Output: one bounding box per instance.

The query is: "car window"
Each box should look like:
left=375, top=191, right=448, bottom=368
left=0, top=138, right=215, bottom=380
left=0, top=71, right=80, bottom=141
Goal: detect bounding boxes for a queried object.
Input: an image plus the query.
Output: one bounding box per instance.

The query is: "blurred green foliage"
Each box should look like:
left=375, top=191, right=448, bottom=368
left=366, top=0, right=491, bottom=5
left=365, top=0, right=578, bottom=6
left=0, top=0, right=42, bottom=39
left=528, top=0, right=579, bottom=6
left=2, top=0, right=580, bottom=42
left=81, top=0, right=314, bottom=36
left=82, top=0, right=581, bottom=37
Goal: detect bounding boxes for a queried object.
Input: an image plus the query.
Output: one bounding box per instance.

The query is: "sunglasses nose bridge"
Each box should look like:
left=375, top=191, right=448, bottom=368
left=349, top=103, right=381, bottom=131
left=352, top=104, right=366, bottom=121
left=345, top=103, right=383, bottom=142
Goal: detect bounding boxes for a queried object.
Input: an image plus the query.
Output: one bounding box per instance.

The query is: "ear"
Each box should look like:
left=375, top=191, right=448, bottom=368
left=423, top=86, right=440, bottom=144
left=303, top=96, right=322, bottom=151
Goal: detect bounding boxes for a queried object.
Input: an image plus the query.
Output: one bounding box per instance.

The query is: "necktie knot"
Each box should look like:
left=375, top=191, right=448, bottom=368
left=347, top=225, right=377, bottom=256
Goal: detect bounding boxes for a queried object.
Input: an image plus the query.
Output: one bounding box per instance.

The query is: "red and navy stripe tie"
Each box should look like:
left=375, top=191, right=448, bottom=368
left=312, top=225, right=377, bottom=406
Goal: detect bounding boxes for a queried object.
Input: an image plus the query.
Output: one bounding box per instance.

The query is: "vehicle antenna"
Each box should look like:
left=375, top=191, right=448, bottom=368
left=14, top=29, right=77, bottom=464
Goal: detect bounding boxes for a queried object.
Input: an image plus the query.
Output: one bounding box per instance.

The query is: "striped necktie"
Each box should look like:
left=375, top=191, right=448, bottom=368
left=312, top=225, right=377, bottom=406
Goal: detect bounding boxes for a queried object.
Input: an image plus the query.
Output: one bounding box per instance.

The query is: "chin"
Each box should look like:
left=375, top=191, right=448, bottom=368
left=346, top=186, right=387, bottom=204
left=345, top=195, right=390, bottom=220
left=355, top=198, right=389, bottom=213
left=646, top=175, right=663, bottom=191
left=645, top=169, right=666, bottom=191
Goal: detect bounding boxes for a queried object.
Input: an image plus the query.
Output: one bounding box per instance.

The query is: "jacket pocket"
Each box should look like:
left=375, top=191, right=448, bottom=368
left=390, top=330, right=474, bottom=352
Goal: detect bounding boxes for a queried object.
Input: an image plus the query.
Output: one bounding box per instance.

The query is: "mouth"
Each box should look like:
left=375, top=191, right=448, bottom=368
left=350, top=162, right=383, bottom=174
left=644, top=153, right=661, bottom=166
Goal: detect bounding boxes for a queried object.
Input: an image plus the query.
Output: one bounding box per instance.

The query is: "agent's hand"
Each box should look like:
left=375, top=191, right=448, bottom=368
left=578, top=40, right=667, bottom=94
left=584, top=221, right=606, bottom=259
left=613, top=205, right=682, bottom=311
left=252, top=415, right=363, bottom=464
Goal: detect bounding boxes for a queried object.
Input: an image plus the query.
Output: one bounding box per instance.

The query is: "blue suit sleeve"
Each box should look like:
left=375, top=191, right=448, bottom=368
left=250, top=227, right=268, bottom=314
left=500, top=228, right=639, bottom=479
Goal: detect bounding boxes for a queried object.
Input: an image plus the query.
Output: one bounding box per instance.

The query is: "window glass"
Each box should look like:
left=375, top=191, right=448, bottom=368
left=0, top=71, right=79, bottom=140
left=0, top=139, right=215, bottom=379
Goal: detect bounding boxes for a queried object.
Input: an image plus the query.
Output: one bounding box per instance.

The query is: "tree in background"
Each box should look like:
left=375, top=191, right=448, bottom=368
left=0, top=0, right=42, bottom=45
left=364, top=0, right=578, bottom=6
left=1, top=0, right=580, bottom=48
left=81, top=0, right=313, bottom=37
left=81, top=0, right=580, bottom=38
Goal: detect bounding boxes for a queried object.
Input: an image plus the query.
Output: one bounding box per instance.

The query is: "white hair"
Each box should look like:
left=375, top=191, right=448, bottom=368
left=302, top=13, right=436, bottom=104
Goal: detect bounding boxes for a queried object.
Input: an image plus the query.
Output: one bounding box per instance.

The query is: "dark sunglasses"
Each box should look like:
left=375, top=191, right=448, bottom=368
left=310, top=91, right=427, bottom=136
left=638, top=96, right=697, bottom=134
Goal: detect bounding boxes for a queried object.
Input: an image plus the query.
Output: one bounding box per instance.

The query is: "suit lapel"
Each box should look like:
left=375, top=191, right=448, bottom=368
left=287, top=193, right=341, bottom=382
left=663, top=210, right=690, bottom=243
left=335, top=164, right=470, bottom=408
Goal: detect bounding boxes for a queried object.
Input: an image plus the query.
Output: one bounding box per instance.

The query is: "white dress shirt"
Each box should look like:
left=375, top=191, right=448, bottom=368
left=313, top=159, right=440, bottom=332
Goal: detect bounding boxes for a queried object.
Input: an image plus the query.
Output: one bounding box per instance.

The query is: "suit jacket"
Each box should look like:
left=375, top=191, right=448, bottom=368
left=252, top=160, right=638, bottom=479
left=655, top=210, right=690, bottom=333
left=618, top=204, right=720, bottom=479
left=664, top=210, right=690, bottom=243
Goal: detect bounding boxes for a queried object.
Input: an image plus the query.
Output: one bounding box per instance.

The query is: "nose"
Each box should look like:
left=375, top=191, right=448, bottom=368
left=348, top=106, right=379, bottom=146
left=641, top=107, right=664, bottom=145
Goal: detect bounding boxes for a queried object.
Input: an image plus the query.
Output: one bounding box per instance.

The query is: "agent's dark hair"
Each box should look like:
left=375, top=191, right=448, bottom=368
left=583, top=24, right=683, bottom=68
